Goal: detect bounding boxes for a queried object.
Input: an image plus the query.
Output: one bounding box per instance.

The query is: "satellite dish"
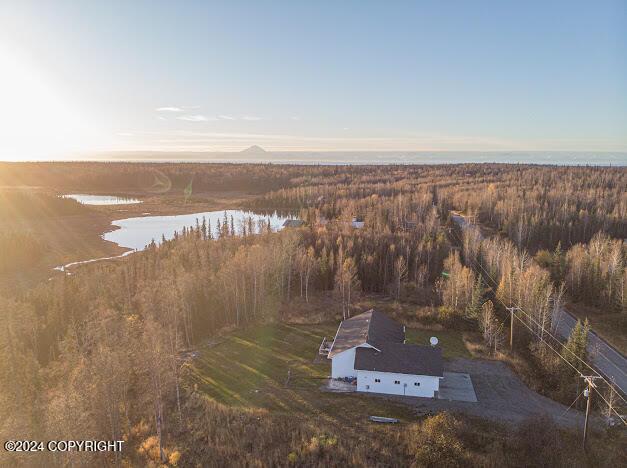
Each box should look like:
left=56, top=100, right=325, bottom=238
left=430, top=336, right=439, bottom=346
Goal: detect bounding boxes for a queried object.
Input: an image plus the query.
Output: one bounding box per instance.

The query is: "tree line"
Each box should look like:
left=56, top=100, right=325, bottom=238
left=438, top=222, right=618, bottom=403
left=2, top=161, right=625, bottom=465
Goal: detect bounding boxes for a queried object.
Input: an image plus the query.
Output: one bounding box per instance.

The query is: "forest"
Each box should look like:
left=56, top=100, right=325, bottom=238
left=0, top=162, right=625, bottom=466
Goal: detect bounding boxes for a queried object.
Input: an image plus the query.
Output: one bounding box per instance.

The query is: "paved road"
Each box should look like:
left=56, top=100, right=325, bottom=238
left=553, top=308, right=627, bottom=396
left=451, top=212, right=627, bottom=397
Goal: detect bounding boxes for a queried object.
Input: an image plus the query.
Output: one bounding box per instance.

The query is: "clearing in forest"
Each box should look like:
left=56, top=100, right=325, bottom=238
left=186, top=322, right=470, bottom=423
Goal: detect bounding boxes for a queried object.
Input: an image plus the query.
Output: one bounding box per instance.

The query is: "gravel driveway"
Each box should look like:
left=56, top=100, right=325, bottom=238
left=409, top=358, right=593, bottom=428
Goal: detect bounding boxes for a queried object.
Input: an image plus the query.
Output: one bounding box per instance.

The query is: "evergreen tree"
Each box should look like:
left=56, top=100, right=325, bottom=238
left=562, top=319, right=590, bottom=374
left=551, top=241, right=565, bottom=282
left=465, top=274, right=485, bottom=321
left=319, top=247, right=329, bottom=289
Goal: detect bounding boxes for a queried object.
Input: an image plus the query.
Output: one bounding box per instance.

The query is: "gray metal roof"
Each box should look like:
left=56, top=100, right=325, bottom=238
left=327, top=309, right=405, bottom=358
left=354, top=343, right=444, bottom=377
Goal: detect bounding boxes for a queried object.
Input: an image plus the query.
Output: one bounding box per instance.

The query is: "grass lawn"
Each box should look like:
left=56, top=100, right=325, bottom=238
left=185, top=321, right=470, bottom=425
left=405, top=328, right=472, bottom=359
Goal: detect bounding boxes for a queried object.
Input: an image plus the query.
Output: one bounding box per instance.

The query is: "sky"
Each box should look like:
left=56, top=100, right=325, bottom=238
left=0, top=0, right=626, bottom=160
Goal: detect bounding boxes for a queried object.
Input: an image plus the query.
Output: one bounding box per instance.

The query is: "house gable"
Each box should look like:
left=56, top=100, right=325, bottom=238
left=327, top=309, right=404, bottom=358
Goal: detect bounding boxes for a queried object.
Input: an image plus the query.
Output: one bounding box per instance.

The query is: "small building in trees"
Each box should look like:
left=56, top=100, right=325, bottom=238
left=323, top=310, right=443, bottom=398
left=351, top=217, right=365, bottom=229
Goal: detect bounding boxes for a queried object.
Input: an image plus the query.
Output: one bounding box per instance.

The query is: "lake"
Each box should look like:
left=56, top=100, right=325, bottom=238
left=55, top=209, right=293, bottom=271
left=105, top=209, right=290, bottom=251
left=62, top=194, right=142, bottom=205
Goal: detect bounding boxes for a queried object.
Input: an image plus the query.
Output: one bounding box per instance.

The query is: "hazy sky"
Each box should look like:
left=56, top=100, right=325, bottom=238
left=0, top=0, right=626, bottom=159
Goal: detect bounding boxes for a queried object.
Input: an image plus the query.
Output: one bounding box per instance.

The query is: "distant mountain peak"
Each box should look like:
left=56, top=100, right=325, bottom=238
left=241, top=145, right=266, bottom=154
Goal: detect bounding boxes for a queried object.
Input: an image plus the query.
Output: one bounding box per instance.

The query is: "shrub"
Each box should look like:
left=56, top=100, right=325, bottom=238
left=408, top=413, right=469, bottom=467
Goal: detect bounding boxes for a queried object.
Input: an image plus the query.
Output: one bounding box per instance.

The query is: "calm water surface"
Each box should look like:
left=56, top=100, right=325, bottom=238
left=55, top=209, right=292, bottom=271
left=104, top=209, right=291, bottom=251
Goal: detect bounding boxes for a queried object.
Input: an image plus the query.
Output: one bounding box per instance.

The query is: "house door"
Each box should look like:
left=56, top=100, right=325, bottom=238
left=403, top=383, right=407, bottom=395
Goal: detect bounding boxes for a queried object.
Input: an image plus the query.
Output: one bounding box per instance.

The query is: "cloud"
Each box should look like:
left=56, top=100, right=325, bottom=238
left=176, top=114, right=213, bottom=122
left=116, top=132, right=134, bottom=137
left=158, top=130, right=294, bottom=140
left=156, top=106, right=184, bottom=112
left=157, top=111, right=263, bottom=121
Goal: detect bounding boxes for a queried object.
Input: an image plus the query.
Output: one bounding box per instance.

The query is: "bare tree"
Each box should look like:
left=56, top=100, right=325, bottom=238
left=142, top=317, right=170, bottom=464
left=393, top=256, right=408, bottom=302
left=336, top=254, right=360, bottom=320
left=480, top=301, right=504, bottom=354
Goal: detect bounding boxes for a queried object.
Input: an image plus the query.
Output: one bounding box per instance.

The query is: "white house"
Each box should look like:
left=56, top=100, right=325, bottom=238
left=326, top=310, right=443, bottom=398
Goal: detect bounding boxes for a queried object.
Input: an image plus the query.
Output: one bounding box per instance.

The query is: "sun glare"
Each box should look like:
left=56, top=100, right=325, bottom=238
left=0, top=45, right=96, bottom=161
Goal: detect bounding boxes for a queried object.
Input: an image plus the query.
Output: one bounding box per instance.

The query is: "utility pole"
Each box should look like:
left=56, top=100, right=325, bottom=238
left=506, top=307, right=521, bottom=350
left=582, top=376, right=601, bottom=450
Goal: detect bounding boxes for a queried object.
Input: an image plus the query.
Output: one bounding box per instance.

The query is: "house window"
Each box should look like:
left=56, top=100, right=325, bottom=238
left=374, top=378, right=381, bottom=383
left=394, top=380, right=400, bottom=385
left=414, top=382, right=421, bottom=386
left=366, top=385, right=370, bottom=390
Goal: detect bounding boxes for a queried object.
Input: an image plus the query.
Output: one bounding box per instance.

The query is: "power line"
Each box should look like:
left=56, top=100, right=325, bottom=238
left=510, top=308, right=586, bottom=378
left=454, top=226, right=627, bottom=408
left=591, top=346, right=627, bottom=378
left=510, top=302, right=627, bottom=404
left=452, top=228, right=600, bottom=373
left=449, top=227, right=587, bottom=375
left=448, top=224, right=627, bottom=426
left=559, top=387, right=586, bottom=419
left=593, top=383, right=627, bottom=426
left=450, top=224, right=626, bottom=392
left=448, top=223, right=627, bottom=411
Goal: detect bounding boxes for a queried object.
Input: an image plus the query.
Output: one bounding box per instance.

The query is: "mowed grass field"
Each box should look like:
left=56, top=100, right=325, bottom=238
left=185, top=322, right=470, bottom=424
left=405, top=328, right=472, bottom=358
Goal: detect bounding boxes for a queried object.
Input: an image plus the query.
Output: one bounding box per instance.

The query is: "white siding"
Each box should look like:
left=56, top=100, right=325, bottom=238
left=331, top=348, right=357, bottom=378
left=330, top=344, right=378, bottom=379
left=356, top=370, right=440, bottom=398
